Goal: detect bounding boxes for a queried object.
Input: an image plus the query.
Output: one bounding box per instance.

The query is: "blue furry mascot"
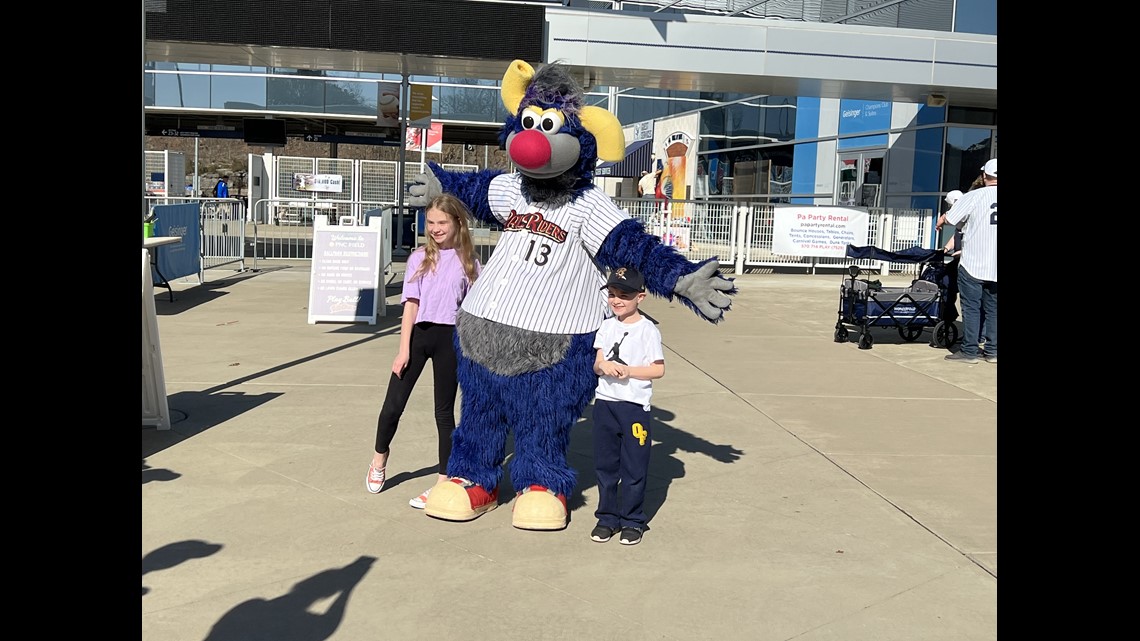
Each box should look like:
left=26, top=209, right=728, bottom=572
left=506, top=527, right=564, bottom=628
left=407, top=59, right=736, bottom=531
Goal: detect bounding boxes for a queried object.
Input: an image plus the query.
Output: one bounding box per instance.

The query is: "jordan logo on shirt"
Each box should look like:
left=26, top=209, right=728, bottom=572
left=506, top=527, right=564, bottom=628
left=607, top=332, right=629, bottom=365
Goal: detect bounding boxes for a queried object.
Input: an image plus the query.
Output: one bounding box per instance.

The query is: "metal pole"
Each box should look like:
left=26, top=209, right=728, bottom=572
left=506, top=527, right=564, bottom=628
left=193, top=137, right=200, bottom=197
left=141, top=0, right=148, bottom=222
left=394, top=72, right=409, bottom=257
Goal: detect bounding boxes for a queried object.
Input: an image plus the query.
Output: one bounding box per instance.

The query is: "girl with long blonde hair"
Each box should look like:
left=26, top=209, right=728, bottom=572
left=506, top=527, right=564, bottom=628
left=366, top=194, right=481, bottom=508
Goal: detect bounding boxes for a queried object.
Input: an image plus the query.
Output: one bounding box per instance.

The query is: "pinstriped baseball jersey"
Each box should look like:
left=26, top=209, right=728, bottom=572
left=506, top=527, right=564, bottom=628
left=945, top=184, right=997, bottom=281
left=459, top=173, right=631, bottom=334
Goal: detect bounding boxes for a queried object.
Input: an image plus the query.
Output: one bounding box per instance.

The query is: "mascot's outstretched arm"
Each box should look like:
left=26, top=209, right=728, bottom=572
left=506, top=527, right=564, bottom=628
left=597, top=218, right=736, bottom=323
left=407, top=163, right=502, bottom=225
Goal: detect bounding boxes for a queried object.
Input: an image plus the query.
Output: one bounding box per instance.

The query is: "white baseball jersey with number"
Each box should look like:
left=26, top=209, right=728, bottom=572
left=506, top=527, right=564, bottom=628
left=945, top=184, right=997, bottom=282
left=460, top=173, right=631, bottom=334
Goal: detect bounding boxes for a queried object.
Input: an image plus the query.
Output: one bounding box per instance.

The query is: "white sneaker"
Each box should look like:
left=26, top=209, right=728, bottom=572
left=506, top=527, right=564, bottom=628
left=365, top=463, right=386, bottom=494
left=409, top=487, right=433, bottom=509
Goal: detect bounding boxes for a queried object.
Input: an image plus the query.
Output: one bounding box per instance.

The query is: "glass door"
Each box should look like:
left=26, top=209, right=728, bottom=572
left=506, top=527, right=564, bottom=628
left=836, top=151, right=885, bottom=207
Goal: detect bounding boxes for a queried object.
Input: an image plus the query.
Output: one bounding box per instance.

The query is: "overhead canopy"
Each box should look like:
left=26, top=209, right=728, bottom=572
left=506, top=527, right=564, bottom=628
left=594, top=139, right=653, bottom=178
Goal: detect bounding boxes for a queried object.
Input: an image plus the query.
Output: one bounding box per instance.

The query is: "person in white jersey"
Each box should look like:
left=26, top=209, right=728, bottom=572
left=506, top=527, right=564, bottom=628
left=938, top=158, right=997, bottom=364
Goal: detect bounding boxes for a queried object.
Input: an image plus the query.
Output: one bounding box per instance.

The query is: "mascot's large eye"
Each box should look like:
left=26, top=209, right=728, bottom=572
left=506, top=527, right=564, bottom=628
left=520, top=107, right=544, bottom=130
left=539, top=111, right=565, bottom=133
left=520, top=107, right=565, bottom=134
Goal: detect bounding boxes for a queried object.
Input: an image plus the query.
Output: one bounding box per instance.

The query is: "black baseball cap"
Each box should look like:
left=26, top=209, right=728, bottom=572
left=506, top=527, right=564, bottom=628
left=601, top=266, right=645, bottom=293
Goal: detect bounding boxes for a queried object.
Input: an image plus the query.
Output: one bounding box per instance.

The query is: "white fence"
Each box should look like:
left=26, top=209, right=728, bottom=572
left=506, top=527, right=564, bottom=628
left=612, top=198, right=936, bottom=275
left=244, top=196, right=935, bottom=276
left=147, top=191, right=936, bottom=280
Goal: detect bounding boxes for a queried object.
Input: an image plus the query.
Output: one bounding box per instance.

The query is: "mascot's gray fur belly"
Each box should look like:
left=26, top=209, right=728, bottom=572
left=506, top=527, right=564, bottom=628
left=457, top=310, right=571, bottom=376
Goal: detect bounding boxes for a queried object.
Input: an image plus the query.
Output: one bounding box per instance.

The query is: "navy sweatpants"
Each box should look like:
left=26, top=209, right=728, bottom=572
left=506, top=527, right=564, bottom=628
left=592, top=399, right=653, bottom=530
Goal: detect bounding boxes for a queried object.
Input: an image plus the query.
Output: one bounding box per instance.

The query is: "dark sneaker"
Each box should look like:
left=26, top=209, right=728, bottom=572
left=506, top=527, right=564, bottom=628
left=590, top=524, right=619, bottom=543
left=983, top=353, right=997, bottom=364
left=619, top=527, right=643, bottom=546
left=944, top=351, right=978, bottom=364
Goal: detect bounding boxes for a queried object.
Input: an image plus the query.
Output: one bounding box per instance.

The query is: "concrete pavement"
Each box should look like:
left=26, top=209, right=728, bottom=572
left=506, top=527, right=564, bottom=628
left=142, top=260, right=997, bottom=641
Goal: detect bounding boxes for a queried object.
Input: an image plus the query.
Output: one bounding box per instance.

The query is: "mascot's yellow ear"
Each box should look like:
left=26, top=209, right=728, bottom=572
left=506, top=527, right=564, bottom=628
left=580, top=106, right=625, bottom=162
left=501, top=60, right=535, bottom=113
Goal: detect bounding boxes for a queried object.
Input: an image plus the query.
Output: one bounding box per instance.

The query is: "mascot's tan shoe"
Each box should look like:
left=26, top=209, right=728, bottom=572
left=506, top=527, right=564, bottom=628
left=424, top=478, right=499, bottom=521
left=512, top=485, right=568, bottom=530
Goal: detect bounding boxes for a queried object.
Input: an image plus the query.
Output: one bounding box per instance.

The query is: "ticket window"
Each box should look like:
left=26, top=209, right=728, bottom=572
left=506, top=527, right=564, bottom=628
left=837, top=152, right=885, bottom=207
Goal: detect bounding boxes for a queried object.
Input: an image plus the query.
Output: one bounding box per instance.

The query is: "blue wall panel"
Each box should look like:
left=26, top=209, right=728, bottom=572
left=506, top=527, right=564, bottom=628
left=791, top=97, right=820, bottom=204
left=912, top=127, right=944, bottom=194
left=838, top=99, right=891, bottom=149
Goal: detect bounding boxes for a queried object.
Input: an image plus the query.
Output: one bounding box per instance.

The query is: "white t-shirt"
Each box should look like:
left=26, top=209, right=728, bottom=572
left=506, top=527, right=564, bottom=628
left=945, top=184, right=997, bottom=282
left=638, top=172, right=656, bottom=196
left=593, top=316, right=664, bottom=411
left=460, top=173, right=631, bottom=334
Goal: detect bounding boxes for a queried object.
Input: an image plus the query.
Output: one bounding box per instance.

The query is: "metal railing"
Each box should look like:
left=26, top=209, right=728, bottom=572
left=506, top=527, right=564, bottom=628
left=144, top=196, right=248, bottom=281
left=249, top=198, right=396, bottom=274
left=245, top=194, right=935, bottom=276
left=613, top=198, right=936, bottom=275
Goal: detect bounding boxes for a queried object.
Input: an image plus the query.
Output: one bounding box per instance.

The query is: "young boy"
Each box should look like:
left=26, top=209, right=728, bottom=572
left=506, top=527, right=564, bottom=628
left=590, top=266, right=666, bottom=545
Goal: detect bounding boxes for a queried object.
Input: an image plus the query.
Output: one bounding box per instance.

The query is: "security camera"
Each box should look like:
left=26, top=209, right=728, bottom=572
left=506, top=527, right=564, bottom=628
left=926, top=93, right=948, bottom=108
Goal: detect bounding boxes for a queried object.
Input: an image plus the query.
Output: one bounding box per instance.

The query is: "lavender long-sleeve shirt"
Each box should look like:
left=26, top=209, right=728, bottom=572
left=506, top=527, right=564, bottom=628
left=402, top=248, right=480, bottom=325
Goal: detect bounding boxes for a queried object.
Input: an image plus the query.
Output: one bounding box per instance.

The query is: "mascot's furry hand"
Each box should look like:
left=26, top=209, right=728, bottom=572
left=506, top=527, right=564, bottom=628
left=406, top=171, right=443, bottom=208
left=674, top=260, right=735, bottom=322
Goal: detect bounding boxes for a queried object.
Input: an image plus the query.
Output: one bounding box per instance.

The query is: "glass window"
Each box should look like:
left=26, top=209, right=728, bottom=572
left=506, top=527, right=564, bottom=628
left=947, top=106, right=997, bottom=127
left=212, top=74, right=266, bottom=110
left=154, top=73, right=211, bottom=109
left=583, top=93, right=609, bottom=111
left=700, top=145, right=794, bottom=200
left=267, top=76, right=325, bottom=113
left=271, top=68, right=324, bottom=77
left=617, top=96, right=706, bottom=128
left=698, top=98, right=797, bottom=152
left=143, top=73, right=155, bottom=107
left=213, top=64, right=266, bottom=73
left=151, top=62, right=210, bottom=72
left=955, top=0, right=997, bottom=35
left=326, top=80, right=377, bottom=116
left=444, top=77, right=498, bottom=87
left=326, top=70, right=384, bottom=80
left=438, top=85, right=502, bottom=122
left=943, top=126, right=993, bottom=193
left=911, top=127, right=945, bottom=194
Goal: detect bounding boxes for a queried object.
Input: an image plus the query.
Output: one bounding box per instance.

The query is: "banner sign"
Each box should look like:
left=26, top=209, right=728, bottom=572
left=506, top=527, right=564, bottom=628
left=772, top=206, right=868, bottom=258
left=307, top=216, right=385, bottom=324
left=408, top=83, right=434, bottom=128
left=377, top=82, right=401, bottom=127
left=293, top=173, right=344, bottom=193
left=152, top=203, right=202, bottom=281
left=838, top=99, right=891, bottom=149
left=405, top=123, right=444, bottom=153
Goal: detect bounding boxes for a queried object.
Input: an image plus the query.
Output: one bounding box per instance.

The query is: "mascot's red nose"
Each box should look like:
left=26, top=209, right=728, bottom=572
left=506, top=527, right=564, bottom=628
left=510, top=129, right=552, bottom=170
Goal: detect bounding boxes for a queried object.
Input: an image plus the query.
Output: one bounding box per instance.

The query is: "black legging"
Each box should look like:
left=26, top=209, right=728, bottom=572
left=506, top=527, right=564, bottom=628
left=373, top=322, right=458, bottom=473
left=943, top=255, right=960, bottom=323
